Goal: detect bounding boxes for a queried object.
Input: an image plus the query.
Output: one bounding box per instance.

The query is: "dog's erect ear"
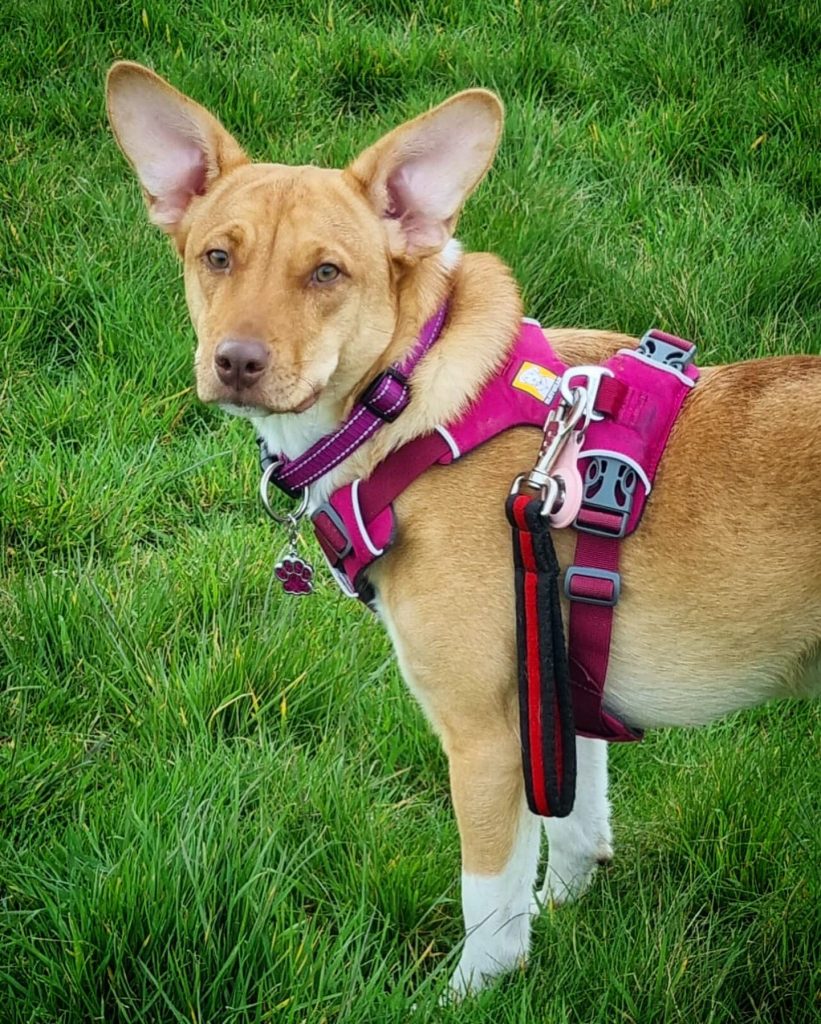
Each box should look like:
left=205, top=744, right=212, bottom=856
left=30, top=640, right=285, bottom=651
left=346, top=90, right=503, bottom=258
left=106, top=62, right=247, bottom=242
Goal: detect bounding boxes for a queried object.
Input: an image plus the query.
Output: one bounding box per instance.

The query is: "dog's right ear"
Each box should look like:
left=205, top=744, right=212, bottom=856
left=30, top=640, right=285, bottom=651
left=106, top=62, right=247, bottom=247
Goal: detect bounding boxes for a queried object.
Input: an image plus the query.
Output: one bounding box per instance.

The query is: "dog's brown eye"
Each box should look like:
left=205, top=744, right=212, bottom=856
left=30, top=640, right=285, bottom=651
left=206, top=249, right=230, bottom=270
left=313, top=263, right=340, bottom=284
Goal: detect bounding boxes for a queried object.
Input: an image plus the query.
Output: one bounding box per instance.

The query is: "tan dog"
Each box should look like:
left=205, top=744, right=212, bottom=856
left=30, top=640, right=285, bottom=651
left=106, top=63, right=821, bottom=996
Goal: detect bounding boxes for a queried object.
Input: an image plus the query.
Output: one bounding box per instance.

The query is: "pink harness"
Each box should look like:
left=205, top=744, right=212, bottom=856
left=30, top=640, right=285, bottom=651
left=309, top=319, right=698, bottom=743
left=261, top=313, right=698, bottom=748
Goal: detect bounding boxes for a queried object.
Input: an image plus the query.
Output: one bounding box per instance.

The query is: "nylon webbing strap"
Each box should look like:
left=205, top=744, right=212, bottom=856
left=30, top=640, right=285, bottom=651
left=507, top=495, right=577, bottom=817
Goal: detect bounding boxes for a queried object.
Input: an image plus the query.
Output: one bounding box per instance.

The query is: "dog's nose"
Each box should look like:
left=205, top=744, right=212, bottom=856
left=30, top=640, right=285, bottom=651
left=214, top=339, right=270, bottom=390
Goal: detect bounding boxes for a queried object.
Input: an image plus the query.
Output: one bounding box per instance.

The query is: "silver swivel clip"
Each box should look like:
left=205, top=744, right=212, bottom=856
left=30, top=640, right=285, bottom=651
left=509, top=386, right=588, bottom=518
left=259, top=462, right=315, bottom=596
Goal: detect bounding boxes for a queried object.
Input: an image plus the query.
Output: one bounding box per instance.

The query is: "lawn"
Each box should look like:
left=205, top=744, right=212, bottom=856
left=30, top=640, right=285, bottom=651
left=1, top=1, right=819, bottom=1021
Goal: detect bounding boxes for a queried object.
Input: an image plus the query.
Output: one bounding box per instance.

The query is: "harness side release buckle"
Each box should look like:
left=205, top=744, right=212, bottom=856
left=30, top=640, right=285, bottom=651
left=574, top=454, right=638, bottom=539
left=312, top=502, right=353, bottom=561
left=638, top=329, right=697, bottom=371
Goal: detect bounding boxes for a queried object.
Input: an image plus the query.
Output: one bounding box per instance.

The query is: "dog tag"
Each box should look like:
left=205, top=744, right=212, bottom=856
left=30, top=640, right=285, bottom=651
left=274, top=513, right=315, bottom=596
left=548, top=431, right=585, bottom=528
left=275, top=553, right=315, bottom=596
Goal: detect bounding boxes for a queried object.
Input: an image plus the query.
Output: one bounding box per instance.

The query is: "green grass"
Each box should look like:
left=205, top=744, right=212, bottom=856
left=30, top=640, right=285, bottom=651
left=2, top=0, right=819, bottom=1020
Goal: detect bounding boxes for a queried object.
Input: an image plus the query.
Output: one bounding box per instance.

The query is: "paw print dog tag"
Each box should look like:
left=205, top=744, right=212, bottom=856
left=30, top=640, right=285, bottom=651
left=275, top=555, right=314, bottom=596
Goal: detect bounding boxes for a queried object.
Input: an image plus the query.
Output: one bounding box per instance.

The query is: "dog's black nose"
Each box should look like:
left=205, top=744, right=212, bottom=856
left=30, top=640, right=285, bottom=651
left=214, top=339, right=270, bottom=390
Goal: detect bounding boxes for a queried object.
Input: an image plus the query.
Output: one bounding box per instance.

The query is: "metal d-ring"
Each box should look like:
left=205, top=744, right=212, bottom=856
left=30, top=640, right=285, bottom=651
left=559, top=366, right=614, bottom=426
left=259, top=462, right=309, bottom=523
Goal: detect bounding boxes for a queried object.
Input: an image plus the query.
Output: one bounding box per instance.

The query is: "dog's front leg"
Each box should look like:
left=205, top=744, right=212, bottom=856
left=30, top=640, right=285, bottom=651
left=446, top=730, right=541, bottom=997
left=539, top=736, right=613, bottom=906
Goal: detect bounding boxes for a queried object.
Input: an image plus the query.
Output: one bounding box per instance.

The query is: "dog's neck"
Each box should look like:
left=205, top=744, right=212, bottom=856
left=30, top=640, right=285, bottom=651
left=253, top=242, right=522, bottom=505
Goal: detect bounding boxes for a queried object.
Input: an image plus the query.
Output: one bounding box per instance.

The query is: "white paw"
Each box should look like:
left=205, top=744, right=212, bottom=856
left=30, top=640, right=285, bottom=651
left=446, top=938, right=526, bottom=999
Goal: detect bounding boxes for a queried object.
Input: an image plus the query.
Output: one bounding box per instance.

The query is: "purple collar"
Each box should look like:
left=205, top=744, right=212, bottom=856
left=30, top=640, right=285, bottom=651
left=258, top=303, right=449, bottom=498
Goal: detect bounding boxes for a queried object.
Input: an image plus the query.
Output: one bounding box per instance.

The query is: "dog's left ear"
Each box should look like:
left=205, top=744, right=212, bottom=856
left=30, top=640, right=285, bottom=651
left=346, top=90, right=503, bottom=259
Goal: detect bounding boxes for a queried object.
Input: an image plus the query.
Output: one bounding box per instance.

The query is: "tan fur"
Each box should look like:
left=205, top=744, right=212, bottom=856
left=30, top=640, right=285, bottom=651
left=108, top=67, right=820, bottom=896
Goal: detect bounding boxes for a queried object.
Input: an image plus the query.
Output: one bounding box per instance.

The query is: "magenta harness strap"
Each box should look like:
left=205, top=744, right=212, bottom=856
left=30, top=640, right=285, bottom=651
left=311, top=320, right=564, bottom=596
left=564, top=331, right=698, bottom=739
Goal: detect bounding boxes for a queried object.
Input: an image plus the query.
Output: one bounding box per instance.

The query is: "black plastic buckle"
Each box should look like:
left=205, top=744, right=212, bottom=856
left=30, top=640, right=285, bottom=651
left=564, top=566, right=621, bottom=606
left=574, top=455, right=638, bottom=539
left=637, top=330, right=697, bottom=372
left=360, top=367, right=410, bottom=422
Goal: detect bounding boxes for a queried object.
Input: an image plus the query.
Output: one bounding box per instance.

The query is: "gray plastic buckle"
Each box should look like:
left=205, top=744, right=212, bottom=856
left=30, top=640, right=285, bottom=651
left=575, top=455, right=638, bottom=538
left=564, top=566, right=621, bottom=606
left=312, top=502, right=353, bottom=560
left=638, top=330, right=697, bottom=371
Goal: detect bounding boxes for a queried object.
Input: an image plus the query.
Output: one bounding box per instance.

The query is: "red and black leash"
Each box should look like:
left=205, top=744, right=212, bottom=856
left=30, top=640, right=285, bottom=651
left=506, top=494, right=577, bottom=817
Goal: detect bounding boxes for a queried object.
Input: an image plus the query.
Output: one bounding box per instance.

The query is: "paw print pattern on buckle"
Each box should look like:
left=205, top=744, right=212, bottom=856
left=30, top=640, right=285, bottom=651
left=275, top=556, right=314, bottom=596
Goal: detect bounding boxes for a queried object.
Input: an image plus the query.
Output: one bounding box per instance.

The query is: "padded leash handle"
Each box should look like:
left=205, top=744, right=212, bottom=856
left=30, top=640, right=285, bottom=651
left=506, top=495, right=577, bottom=817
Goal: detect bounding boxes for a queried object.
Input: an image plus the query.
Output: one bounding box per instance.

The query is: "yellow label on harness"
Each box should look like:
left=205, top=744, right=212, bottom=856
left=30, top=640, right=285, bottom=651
left=513, top=361, right=559, bottom=404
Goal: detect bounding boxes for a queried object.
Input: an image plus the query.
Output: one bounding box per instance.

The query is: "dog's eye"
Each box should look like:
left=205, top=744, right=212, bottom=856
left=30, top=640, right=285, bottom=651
left=313, top=263, right=340, bottom=284
left=205, top=249, right=230, bottom=271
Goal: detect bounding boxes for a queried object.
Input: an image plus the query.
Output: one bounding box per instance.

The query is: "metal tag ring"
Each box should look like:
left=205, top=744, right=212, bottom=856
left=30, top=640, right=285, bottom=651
left=259, top=462, right=309, bottom=523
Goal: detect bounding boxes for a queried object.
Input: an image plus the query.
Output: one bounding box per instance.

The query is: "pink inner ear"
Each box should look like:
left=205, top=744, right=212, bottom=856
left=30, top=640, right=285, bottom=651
left=143, top=129, right=208, bottom=227
left=380, top=102, right=495, bottom=253
left=112, top=80, right=211, bottom=230
left=136, top=119, right=208, bottom=227
left=386, top=159, right=460, bottom=251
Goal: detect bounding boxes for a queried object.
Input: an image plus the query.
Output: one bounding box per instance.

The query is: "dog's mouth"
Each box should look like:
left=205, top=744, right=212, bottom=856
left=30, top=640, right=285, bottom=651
left=218, top=401, right=271, bottom=419
left=217, top=387, right=320, bottom=419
